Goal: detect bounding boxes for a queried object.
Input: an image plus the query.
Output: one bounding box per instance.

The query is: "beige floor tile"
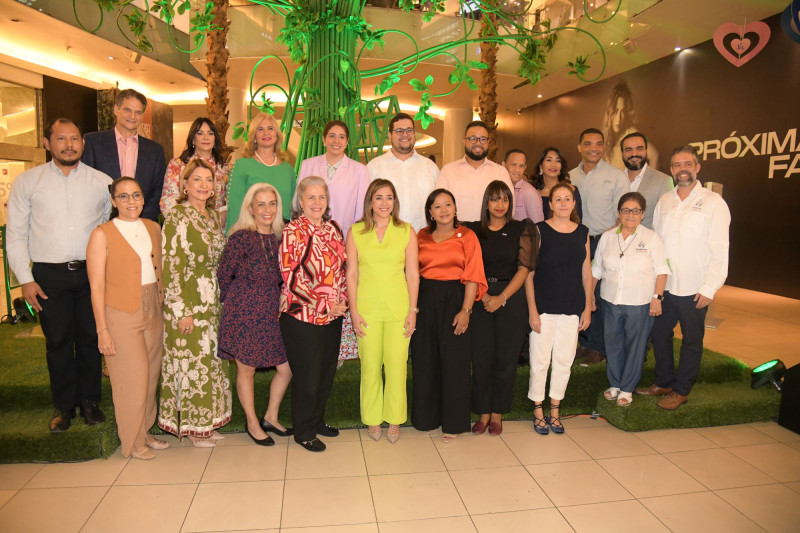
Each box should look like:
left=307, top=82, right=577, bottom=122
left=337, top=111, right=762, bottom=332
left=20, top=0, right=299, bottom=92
left=527, top=460, right=632, bottom=506
left=561, top=415, right=610, bottom=429
left=362, top=437, right=445, bottom=475
left=501, top=432, right=591, bottom=465
left=182, top=480, right=283, bottom=532
left=597, top=455, right=705, bottom=498
left=212, top=432, right=286, bottom=446
left=560, top=500, right=670, bottom=532
left=748, top=422, right=800, bottom=443
left=0, top=463, right=44, bottom=489
left=786, top=440, right=800, bottom=452
left=727, top=442, right=800, bottom=483
left=358, top=426, right=430, bottom=440
left=471, top=508, right=574, bottom=533
left=283, top=525, right=377, bottom=532
left=0, top=486, right=107, bottom=533
left=378, top=516, right=476, bottom=533
left=82, top=483, right=195, bottom=533
left=433, top=434, right=520, bottom=471
left=205, top=530, right=278, bottom=533
left=0, top=489, right=17, bottom=509
left=281, top=476, right=374, bottom=528
left=115, top=445, right=211, bottom=485
left=495, top=420, right=536, bottom=433
left=450, top=465, right=552, bottom=514
left=715, top=484, right=800, bottom=533
left=327, top=428, right=363, bottom=442
left=26, top=451, right=129, bottom=488
left=695, top=424, right=778, bottom=447
left=286, top=440, right=366, bottom=479
left=634, top=428, right=718, bottom=453
left=641, top=491, right=763, bottom=533
left=201, top=443, right=287, bottom=483
left=785, top=481, right=800, bottom=494
left=664, top=448, right=778, bottom=490
left=369, top=471, right=466, bottom=522
left=567, top=427, right=658, bottom=459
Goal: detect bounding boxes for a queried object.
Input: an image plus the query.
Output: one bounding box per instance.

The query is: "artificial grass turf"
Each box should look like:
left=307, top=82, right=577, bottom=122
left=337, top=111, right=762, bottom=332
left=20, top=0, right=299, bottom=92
left=0, top=321, right=781, bottom=463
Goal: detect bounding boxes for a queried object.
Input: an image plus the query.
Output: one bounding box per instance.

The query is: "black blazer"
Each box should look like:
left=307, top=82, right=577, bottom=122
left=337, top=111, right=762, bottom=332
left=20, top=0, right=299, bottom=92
left=82, top=130, right=166, bottom=222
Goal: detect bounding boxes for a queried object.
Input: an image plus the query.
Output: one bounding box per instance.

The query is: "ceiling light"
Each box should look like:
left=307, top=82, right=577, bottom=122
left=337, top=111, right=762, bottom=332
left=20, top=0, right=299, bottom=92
left=674, top=47, right=682, bottom=52
left=537, top=94, right=542, bottom=98
left=107, top=56, right=115, bottom=60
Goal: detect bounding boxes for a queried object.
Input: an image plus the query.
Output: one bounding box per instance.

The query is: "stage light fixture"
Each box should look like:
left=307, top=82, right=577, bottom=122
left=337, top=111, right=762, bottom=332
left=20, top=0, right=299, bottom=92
left=751, top=359, right=786, bottom=392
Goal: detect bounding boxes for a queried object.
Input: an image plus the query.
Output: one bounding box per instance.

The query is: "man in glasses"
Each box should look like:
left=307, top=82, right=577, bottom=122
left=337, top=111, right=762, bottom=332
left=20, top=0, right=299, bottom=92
left=436, top=120, right=513, bottom=222
left=637, top=145, right=730, bottom=410
left=367, top=113, right=439, bottom=230
left=620, top=132, right=673, bottom=229
left=6, top=118, right=113, bottom=432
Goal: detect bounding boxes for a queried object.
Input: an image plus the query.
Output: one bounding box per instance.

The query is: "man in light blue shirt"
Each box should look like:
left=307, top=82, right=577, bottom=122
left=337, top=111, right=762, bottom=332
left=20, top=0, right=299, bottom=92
left=7, top=118, right=112, bottom=433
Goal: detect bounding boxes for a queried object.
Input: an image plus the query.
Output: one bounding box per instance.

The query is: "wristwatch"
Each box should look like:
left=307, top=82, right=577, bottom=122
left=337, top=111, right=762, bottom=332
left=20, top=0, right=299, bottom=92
left=653, top=294, right=664, bottom=301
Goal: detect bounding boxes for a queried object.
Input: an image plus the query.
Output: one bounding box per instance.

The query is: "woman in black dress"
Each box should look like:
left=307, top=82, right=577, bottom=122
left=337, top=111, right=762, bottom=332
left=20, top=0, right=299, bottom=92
left=466, top=181, right=538, bottom=436
left=531, top=147, right=582, bottom=221
left=527, top=181, right=592, bottom=435
left=218, top=183, right=293, bottom=446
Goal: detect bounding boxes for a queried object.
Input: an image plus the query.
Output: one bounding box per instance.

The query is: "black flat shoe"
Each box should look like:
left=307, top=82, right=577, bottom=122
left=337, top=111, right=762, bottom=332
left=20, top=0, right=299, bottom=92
left=49, top=409, right=75, bottom=433
left=318, top=424, right=339, bottom=437
left=298, top=438, right=326, bottom=452
left=80, top=401, right=106, bottom=426
left=245, top=425, right=275, bottom=447
left=260, top=418, right=294, bottom=437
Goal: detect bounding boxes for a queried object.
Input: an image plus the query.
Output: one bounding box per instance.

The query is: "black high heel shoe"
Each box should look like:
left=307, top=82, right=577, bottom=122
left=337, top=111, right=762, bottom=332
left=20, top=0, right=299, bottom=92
left=260, top=418, right=294, bottom=437
left=246, top=423, right=275, bottom=446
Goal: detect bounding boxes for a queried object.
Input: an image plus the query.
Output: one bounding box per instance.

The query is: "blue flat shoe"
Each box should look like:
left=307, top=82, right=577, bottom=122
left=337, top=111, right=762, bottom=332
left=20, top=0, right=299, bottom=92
left=547, top=404, right=565, bottom=434
left=533, top=403, right=549, bottom=435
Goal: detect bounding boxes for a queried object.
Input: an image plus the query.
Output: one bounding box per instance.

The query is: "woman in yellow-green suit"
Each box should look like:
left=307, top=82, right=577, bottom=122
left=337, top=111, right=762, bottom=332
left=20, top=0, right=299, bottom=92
left=345, top=179, right=420, bottom=444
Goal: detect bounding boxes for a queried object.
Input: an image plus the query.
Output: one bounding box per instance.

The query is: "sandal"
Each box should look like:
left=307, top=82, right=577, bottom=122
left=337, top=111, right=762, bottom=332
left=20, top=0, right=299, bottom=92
left=604, top=387, right=620, bottom=400
left=547, top=403, right=565, bottom=434
left=442, top=433, right=458, bottom=443
left=616, top=392, right=633, bottom=407
left=533, top=403, right=549, bottom=435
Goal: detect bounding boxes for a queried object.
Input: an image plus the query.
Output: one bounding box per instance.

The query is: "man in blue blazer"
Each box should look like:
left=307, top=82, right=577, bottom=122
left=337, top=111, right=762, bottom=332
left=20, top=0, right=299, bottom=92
left=620, top=132, right=674, bottom=229
left=82, top=89, right=166, bottom=222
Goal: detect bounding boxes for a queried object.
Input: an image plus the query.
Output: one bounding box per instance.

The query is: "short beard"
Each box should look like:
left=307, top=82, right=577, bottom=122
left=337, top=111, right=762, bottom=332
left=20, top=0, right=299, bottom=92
left=675, top=170, right=695, bottom=187
left=623, top=156, right=646, bottom=171
left=392, top=143, right=413, bottom=155
left=52, top=153, right=81, bottom=168
left=465, top=147, right=486, bottom=162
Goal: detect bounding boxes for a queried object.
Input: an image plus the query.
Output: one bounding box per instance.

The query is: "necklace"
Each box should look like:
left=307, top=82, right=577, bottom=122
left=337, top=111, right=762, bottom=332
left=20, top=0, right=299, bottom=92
left=258, top=232, right=276, bottom=272
left=618, top=232, right=637, bottom=258
left=255, top=151, right=278, bottom=167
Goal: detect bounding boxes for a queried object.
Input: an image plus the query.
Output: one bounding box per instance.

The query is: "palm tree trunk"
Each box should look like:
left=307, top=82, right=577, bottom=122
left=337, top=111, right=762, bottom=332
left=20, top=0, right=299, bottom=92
left=479, top=5, right=499, bottom=162
left=206, top=0, right=232, bottom=161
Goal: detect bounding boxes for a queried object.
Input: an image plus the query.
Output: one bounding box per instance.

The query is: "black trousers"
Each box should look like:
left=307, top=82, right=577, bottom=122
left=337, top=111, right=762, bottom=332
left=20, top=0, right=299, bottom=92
left=280, top=313, right=342, bottom=442
left=32, top=262, right=102, bottom=412
left=651, top=292, right=708, bottom=396
left=471, top=282, right=527, bottom=415
left=410, top=279, right=471, bottom=435
left=579, top=235, right=605, bottom=354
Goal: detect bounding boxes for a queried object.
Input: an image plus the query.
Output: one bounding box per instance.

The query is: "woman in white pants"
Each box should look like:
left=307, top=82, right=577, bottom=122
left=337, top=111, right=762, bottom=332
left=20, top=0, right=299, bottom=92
left=526, top=182, right=592, bottom=434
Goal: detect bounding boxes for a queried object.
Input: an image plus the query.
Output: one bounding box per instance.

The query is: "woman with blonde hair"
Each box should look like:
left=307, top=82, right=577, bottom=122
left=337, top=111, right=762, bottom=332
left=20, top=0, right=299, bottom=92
left=217, top=183, right=293, bottom=446
left=226, top=113, right=296, bottom=234
left=159, top=158, right=232, bottom=447
left=346, top=179, right=419, bottom=443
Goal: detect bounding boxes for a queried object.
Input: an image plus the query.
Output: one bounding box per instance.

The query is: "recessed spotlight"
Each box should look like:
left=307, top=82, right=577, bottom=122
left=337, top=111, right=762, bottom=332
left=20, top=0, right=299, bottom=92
left=674, top=47, right=682, bottom=52
left=537, top=94, right=543, bottom=98
left=10, top=18, right=21, bottom=23
left=107, top=56, right=115, bottom=60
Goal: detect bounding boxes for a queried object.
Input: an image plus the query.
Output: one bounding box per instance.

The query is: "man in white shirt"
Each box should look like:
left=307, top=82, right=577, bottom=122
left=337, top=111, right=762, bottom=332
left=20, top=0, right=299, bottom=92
left=436, top=121, right=513, bottom=222
left=366, top=113, right=439, bottom=230
left=636, top=145, right=731, bottom=410
left=569, top=128, right=630, bottom=363
left=6, top=118, right=113, bottom=432
left=620, top=132, right=673, bottom=229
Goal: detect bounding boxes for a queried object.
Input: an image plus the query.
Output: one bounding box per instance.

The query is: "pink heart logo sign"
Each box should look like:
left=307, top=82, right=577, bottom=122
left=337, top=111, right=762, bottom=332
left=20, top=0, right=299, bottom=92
left=713, top=21, right=771, bottom=67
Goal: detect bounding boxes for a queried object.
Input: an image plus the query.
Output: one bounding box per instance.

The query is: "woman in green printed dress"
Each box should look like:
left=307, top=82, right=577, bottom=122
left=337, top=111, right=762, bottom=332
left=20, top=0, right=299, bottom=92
left=159, top=158, right=232, bottom=447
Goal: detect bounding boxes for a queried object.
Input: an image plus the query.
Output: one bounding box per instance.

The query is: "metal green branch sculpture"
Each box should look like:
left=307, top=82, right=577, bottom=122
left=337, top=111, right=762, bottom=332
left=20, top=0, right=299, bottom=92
left=78, top=0, right=618, bottom=164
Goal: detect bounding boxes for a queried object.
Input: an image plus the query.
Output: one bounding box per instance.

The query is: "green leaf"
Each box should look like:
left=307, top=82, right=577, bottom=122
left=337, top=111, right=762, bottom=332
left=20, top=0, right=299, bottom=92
left=424, top=74, right=433, bottom=86
left=468, top=61, right=489, bottom=69
left=340, top=59, right=349, bottom=73
left=409, top=78, right=428, bottom=91
left=232, top=123, right=245, bottom=141
left=338, top=107, right=348, bottom=118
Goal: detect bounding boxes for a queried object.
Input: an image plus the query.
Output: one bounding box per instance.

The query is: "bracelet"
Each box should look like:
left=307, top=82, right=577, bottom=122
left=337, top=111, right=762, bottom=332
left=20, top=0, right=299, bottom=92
left=501, top=292, right=507, bottom=307
left=462, top=307, right=472, bottom=315
left=411, top=307, right=420, bottom=313
left=97, top=328, right=108, bottom=334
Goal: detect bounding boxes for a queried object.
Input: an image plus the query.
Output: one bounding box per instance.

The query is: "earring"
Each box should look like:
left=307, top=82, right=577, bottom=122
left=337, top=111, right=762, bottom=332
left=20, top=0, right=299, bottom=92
left=183, top=189, right=188, bottom=195
left=209, top=190, right=214, bottom=197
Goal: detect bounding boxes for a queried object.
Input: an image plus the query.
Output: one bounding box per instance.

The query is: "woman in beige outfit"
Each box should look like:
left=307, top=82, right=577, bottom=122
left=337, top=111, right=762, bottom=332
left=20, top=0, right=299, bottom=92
left=87, top=177, right=168, bottom=459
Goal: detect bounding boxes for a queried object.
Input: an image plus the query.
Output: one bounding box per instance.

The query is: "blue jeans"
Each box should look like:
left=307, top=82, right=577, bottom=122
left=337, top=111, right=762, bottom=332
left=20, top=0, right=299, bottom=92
left=579, top=236, right=605, bottom=353
left=602, top=300, right=653, bottom=393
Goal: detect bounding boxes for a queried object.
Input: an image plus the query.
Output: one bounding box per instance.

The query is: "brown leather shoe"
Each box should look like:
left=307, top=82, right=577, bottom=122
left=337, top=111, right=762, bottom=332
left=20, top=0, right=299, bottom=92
left=49, top=409, right=75, bottom=433
left=635, top=384, right=673, bottom=396
left=657, top=392, right=688, bottom=410
left=580, top=349, right=606, bottom=365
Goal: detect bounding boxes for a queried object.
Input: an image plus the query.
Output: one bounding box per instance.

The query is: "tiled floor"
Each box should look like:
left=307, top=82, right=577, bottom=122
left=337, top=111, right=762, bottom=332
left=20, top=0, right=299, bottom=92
left=1, top=419, right=799, bottom=532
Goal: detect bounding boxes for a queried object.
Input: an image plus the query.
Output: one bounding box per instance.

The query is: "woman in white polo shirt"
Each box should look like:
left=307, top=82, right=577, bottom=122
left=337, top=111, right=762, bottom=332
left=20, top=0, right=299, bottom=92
left=591, top=192, right=669, bottom=406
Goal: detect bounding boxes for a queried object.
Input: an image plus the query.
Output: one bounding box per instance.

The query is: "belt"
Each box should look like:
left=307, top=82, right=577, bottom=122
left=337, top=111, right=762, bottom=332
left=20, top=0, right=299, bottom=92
left=486, top=277, right=511, bottom=283
left=589, top=234, right=601, bottom=241
left=35, top=261, right=87, bottom=271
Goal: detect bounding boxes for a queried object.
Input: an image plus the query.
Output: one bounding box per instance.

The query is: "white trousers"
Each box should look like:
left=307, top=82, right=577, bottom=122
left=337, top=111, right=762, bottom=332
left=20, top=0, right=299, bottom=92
left=527, top=313, right=579, bottom=402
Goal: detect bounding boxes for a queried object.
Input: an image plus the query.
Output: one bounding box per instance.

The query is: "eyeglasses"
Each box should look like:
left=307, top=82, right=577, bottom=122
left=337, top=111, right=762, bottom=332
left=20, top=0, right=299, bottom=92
left=465, top=136, right=489, bottom=144
left=114, top=192, right=144, bottom=202
left=391, top=128, right=415, bottom=137
left=619, top=208, right=643, bottom=215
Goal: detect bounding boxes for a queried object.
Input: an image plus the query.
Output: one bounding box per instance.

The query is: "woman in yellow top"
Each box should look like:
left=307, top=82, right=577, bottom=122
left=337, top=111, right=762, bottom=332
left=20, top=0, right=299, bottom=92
left=345, top=179, right=419, bottom=444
